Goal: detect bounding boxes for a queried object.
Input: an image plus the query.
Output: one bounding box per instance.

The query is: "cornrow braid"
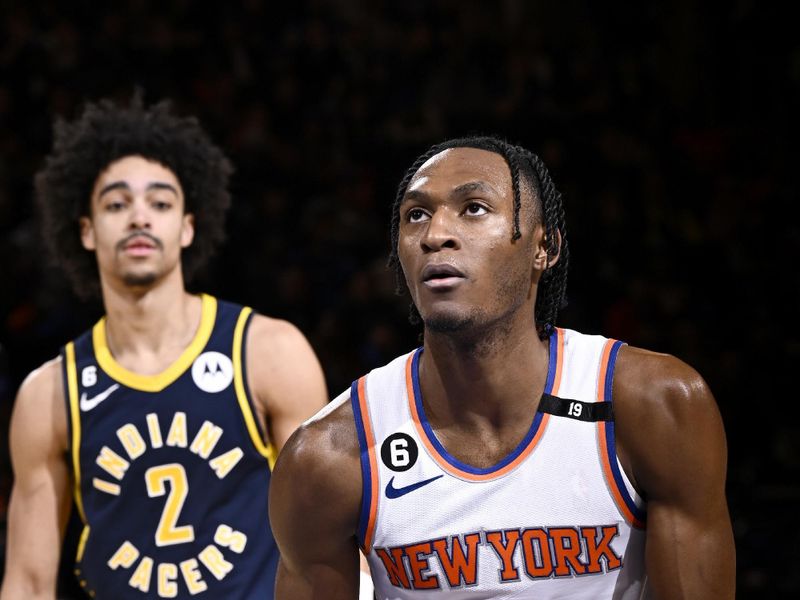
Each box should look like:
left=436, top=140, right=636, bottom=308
left=522, top=147, right=570, bottom=337
left=388, top=135, right=569, bottom=339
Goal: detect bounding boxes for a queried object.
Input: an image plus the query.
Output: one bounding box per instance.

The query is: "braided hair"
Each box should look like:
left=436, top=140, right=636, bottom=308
left=388, top=136, right=569, bottom=339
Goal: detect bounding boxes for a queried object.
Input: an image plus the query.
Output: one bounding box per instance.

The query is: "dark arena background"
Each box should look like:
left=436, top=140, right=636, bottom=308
left=0, top=1, right=797, bottom=597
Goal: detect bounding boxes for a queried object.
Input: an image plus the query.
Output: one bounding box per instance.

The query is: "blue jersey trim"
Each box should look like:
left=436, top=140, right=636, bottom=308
left=350, top=379, right=372, bottom=548
left=602, top=340, right=646, bottom=524
left=544, top=328, right=559, bottom=393
left=410, top=344, right=553, bottom=477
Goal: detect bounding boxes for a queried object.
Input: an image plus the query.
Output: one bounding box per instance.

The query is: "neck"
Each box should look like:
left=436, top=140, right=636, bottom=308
left=99, top=270, right=202, bottom=367
left=419, top=310, right=551, bottom=428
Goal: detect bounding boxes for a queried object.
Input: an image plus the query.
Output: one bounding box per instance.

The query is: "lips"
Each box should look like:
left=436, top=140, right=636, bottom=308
left=124, top=237, right=155, bottom=250
left=421, top=263, right=465, bottom=281
left=421, top=263, right=465, bottom=290
left=119, top=233, right=161, bottom=257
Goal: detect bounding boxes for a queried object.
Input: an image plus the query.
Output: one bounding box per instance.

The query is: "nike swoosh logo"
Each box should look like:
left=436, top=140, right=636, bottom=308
left=79, top=384, right=121, bottom=412
left=385, top=475, right=443, bottom=499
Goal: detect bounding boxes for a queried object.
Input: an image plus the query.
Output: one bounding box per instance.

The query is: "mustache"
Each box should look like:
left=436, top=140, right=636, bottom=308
left=116, top=231, right=164, bottom=252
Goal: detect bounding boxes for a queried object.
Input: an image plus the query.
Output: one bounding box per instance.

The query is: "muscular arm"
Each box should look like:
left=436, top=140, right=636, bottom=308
left=614, top=347, right=735, bottom=599
left=1, top=359, right=71, bottom=600
left=269, top=398, right=363, bottom=600
left=245, top=315, right=327, bottom=452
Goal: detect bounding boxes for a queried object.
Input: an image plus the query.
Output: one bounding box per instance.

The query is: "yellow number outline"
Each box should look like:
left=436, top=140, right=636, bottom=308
left=145, top=463, right=195, bottom=546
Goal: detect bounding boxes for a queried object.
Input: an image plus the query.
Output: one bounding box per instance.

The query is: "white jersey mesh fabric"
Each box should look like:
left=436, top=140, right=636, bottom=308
left=353, top=328, right=649, bottom=599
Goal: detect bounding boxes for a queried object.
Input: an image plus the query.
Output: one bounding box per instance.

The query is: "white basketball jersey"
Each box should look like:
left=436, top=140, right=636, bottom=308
left=351, top=328, right=649, bottom=599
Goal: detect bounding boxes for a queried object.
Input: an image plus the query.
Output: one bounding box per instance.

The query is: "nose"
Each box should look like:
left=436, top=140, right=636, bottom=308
left=421, top=209, right=459, bottom=253
left=128, top=198, right=151, bottom=230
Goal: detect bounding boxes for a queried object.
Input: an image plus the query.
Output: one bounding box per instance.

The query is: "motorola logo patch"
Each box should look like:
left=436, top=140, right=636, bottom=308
left=191, top=351, right=234, bottom=393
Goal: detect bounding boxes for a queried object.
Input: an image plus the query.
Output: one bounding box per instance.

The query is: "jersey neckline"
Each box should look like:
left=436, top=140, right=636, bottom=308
left=406, top=327, right=565, bottom=481
left=92, top=294, right=217, bottom=392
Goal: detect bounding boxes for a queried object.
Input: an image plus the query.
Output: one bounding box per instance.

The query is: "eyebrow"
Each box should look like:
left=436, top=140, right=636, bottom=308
left=452, top=181, right=495, bottom=197
left=98, top=181, right=180, bottom=199
left=402, top=180, right=496, bottom=205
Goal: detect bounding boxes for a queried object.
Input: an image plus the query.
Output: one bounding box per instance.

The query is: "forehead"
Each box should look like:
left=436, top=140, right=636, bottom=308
left=93, top=155, right=181, bottom=192
left=406, top=147, right=512, bottom=199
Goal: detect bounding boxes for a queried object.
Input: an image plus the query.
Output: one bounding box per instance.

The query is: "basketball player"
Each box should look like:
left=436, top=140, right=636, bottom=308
left=269, top=136, right=736, bottom=599
left=0, top=98, right=327, bottom=599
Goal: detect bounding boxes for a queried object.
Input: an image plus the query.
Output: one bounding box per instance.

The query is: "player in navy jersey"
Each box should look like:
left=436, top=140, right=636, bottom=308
left=1, top=97, right=327, bottom=599
left=270, top=136, right=736, bottom=599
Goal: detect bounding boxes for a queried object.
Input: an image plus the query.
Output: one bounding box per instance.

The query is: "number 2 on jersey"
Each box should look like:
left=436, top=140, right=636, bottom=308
left=145, top=463, right=195, bottom=546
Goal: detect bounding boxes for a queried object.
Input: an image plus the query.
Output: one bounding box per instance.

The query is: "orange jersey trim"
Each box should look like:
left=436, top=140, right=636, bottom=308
left=406, top=329, right=563, bottom=482
left=356, top=376, right=380, bottom=551
left=596, top=339, right=646, bottom=529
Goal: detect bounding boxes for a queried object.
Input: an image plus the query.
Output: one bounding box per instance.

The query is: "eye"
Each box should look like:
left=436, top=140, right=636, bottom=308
left=464, top=202, right=488, bottom=216
left=105, top=200, right=126, bottom=212
left=151, top=199, right=173, bottom=211
left=406, top=207, right=430, bottom=223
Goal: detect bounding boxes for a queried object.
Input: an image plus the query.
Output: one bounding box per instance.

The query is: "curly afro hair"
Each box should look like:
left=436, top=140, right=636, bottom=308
left=388, top=135, right=569, bottom=340
left=35, top=95, right=234, bottom=298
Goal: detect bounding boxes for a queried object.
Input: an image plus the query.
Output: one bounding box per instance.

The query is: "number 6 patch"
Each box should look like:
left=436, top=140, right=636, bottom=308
left=380, top=433, right=419, bottom=472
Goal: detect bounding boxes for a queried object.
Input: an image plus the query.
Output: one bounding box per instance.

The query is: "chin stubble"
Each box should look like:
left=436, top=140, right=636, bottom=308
left=122, top=272, right=159, bottom=287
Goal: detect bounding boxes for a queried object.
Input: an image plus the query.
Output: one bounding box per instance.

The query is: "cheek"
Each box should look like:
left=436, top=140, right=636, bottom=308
left=398, top=252, right=415, bottom=290
left=486, top=241, right=535, bottom=288
left=91, top=224, right=115, bottom=252
left=397, top=234, right=416, bottom=268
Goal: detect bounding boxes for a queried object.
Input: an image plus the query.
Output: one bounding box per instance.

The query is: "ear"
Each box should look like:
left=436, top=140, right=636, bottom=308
left=545, top=228, right=562, bottom=270
left=180, top=213, right=195, bottom=248
left=79, top=216, right=96, bottom=250
left=532, top=227, right=562, bottom=272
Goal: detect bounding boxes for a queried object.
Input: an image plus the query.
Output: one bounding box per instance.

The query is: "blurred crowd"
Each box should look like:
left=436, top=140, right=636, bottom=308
left=0, top=1, right=797, bottom=596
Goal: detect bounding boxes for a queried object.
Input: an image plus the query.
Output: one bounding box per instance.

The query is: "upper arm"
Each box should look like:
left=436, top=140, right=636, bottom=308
left=245, top=315, right=328, bottom=452
left=1, top=359, right=71, bottom=599
left=268, top=400, right=362, bottom=600
left=614, top=347, right=735, bottom=599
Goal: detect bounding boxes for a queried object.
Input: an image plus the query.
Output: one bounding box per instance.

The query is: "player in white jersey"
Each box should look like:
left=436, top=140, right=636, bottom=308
left=270, top=136, right=735, bottom=599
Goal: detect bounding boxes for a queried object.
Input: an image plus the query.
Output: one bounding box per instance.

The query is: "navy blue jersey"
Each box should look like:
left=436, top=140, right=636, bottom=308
left=61, top=294, right=278, bottom=599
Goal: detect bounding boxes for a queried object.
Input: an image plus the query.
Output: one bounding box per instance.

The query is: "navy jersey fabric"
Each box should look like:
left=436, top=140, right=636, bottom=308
left=60, top=295, right=278, bottom=599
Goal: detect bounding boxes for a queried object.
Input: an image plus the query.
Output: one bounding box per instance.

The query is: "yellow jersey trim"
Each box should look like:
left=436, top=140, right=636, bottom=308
left=92, top=294, right=217, bottom=392
left=76, top=525, right=90, bottom=563
left=65, top=342, right=86, bottom=523
left=232, top=307, right=277, bottom=469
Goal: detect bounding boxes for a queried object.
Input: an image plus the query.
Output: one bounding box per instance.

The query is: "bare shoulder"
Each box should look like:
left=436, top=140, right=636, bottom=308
left=613, top=345, right=716, bottom=419
left=613, top=345, right=719, bottom=431
left=244, top=313, right=327, bottom=447
left=274, top=391, right=361, bottom=502
left=11, top=356, right=68, bottom=455
left=244, top=313, right=325, bottom=396
left=612, top=345, right=726, bottom=499
left=3, top=357, right=72, bottom=596
left=246, top=313, right=314, bottom=358
left=19, top=355, right=64, bottom=394
left=269, top=391, right=364, bottom=592
left=611, top=348, right=735, bottom=597
left=269, top=391, right=362, bottom=552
